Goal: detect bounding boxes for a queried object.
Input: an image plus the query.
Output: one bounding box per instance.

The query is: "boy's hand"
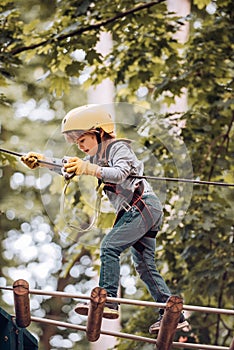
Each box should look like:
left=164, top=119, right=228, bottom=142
left=21, top=152, right=45, bottom=169
left=63, top=157, right=99, bottom=176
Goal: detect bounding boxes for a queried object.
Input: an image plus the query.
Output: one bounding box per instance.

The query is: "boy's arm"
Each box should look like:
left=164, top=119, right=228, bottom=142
left=21, top=152, right=63, bottom=174
left=63, top=157, right=100, bottom=177
left=99, top=143, right=135, bottom=183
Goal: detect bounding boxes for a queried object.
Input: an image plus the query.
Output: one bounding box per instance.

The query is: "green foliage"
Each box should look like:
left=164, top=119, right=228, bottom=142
left=1, top=0, right=179, bottom=98
left=193, top=0, right=210, bottom=9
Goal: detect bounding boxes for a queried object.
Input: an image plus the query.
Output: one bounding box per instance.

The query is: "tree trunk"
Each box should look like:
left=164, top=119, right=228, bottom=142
left=166, top=0, right=191, bottom=116
left=88, top=31, right=120, bottom=350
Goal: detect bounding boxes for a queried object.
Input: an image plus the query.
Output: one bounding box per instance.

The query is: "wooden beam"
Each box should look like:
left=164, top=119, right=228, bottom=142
left=86, top=287, right=107, bottom=342
left=156, top=295, right=184, bottom=350
left=13, top=279, right=31, bottom=328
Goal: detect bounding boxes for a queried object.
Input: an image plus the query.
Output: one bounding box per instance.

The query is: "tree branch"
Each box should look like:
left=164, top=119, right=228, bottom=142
left=10, top=0, right=166, bottom=56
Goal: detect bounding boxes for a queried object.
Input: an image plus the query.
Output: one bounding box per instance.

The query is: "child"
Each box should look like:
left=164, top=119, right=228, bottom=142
left=21, top=104, right=189, bottom=332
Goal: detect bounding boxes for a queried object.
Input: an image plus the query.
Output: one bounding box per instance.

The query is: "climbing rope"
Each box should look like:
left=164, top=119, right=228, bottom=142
left=59, top=180, right=104, bottom=231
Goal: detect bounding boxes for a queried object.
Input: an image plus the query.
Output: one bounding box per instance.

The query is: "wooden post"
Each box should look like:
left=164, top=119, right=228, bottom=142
left=13, top=279, right=31, bottom=328
left=86, top=287, right=107, bottom=342
left=156, top=295, right=183, bottom=350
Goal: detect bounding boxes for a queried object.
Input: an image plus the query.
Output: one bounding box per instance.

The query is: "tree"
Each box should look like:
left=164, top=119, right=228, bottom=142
left=0, top=0, right=233, bottom=348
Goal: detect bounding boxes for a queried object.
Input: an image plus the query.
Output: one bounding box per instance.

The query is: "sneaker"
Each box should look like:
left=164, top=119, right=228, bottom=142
left=74, top=302, right=119, bottom=319
left=149, top=313, right=163, bottom=334
left=103, top=304, right=119, bottom=319
left=176, top=313, right=190, bottom=330
left=149, top=313, right=189, bottom=334
left=74, top=302, right=89, bottom=316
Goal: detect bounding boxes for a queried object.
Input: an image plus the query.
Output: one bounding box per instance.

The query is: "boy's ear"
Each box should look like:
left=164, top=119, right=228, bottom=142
left=100, top=129, right=105, bottom=137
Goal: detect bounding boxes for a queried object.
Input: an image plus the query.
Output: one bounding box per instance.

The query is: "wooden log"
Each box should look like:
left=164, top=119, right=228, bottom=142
left=86, top=287, right=107, bottom=342
left=13, top=279, right=31, bottom=328
left=156, top=295, right=183, bottom=350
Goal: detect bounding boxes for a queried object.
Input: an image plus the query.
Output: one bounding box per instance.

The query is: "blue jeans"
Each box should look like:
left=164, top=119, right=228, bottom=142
left=99, top=195, right=171, bottom=303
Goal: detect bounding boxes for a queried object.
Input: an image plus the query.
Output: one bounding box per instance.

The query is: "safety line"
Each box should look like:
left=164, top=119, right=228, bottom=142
left=1, top=148, right=234, bottom=187
left=108, top=296, right=234, bottom=316
left=0, top=148, right=62, bottom=168
left=29, top=316, right=229, bottom=350
left=1, top=286, right=233, bottom=315
left=132, top=175, right=234, bottom=187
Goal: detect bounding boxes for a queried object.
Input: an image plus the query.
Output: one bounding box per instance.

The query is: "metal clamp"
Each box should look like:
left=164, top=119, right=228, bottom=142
left=62, top=156, right=76, bottom=180
left=121, top=201, right=132, bottom=212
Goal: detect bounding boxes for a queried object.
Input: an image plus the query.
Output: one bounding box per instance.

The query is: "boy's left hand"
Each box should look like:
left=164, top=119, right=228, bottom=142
left=63, top=157, right=99, bottom=177
left=21, top=152, right=45, bottom=169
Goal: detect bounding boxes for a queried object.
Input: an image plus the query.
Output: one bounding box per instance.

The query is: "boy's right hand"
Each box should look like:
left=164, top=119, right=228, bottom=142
left=21, top=152, right=45, bottom=169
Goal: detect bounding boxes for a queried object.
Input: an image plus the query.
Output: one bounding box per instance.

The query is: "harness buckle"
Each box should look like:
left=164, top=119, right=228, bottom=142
left=121, top=201, right=132, bottom=212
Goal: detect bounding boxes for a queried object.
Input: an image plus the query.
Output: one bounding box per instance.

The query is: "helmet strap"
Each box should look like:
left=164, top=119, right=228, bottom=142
left=95, top=129, right=102, bottom=144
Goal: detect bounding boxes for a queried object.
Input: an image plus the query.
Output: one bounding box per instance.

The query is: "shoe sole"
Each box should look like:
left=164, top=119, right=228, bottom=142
left=74, top=306, right=119, bottom=320
left=74, top=305, right=89, bottom=316
left=103, top=310, right=119, bottom=320
left=149, top=327, right=160, bottom=334
left=149, top=320, right=190, bottom=334
left=176, top=320, right=190, bottom=330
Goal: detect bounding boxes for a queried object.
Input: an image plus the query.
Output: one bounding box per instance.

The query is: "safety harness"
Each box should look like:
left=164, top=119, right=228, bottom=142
left=60, top=139, right=158, bottom=239
left=97, top=140, right=158, bottom=239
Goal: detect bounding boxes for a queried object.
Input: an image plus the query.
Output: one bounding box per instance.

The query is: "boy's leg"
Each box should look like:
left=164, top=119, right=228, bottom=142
left=99, top=195, right=164, bottom=297
left=131, top=235, right=190, bottom=333
left=75, top=207, right=147, bottom=318
left=99, top=208, right=145, bottom=297
left=131, top=235, right=171, bottom=303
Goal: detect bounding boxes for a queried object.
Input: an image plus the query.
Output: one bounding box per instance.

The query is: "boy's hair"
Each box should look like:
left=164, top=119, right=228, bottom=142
left=64, top=128, right=115, bottom=144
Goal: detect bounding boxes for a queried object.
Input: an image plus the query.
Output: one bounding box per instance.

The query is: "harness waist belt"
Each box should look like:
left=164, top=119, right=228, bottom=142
left=115, top=182, right=155, bottom=231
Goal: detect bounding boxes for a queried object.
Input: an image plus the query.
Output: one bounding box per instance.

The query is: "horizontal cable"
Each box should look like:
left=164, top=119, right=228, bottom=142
left=108, top=296, right=234, bottom=315
left=1, top=286, right=233, bottom=315
left=1, top=148, right=233, bottom=187
left=131, top=175, right=234, bottom=187
left=30, top=316, right=229, bottom=350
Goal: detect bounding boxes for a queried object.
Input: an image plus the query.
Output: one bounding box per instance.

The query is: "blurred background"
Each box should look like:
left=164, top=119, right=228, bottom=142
left=0, top=0, right=233, bottom=349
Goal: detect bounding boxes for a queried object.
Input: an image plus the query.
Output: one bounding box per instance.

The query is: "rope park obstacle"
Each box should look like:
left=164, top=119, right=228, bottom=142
left=1, top=279, right=233, bottom=350
left=1, top=148, right=234, bottom=187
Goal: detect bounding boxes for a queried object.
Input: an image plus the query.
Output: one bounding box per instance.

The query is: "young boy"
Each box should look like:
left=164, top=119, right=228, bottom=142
left=21, top=104, right=189, bottom=333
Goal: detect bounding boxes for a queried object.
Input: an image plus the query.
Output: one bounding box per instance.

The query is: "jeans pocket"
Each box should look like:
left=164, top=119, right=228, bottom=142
left=116, top=207, right=141, bottom=227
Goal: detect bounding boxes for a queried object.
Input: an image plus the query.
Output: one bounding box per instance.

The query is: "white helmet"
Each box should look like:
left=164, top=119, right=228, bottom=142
left=61, top=104, right=114, bottom=134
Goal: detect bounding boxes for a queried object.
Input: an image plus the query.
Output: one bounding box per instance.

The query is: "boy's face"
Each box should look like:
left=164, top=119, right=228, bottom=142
left=76, top=133, right=98, bottom=156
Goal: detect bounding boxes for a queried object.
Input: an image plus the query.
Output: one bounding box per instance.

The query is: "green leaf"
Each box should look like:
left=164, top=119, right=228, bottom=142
left=49, top=75, right=70, bottom=97
left=193, top=0, right=213, bottom=9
